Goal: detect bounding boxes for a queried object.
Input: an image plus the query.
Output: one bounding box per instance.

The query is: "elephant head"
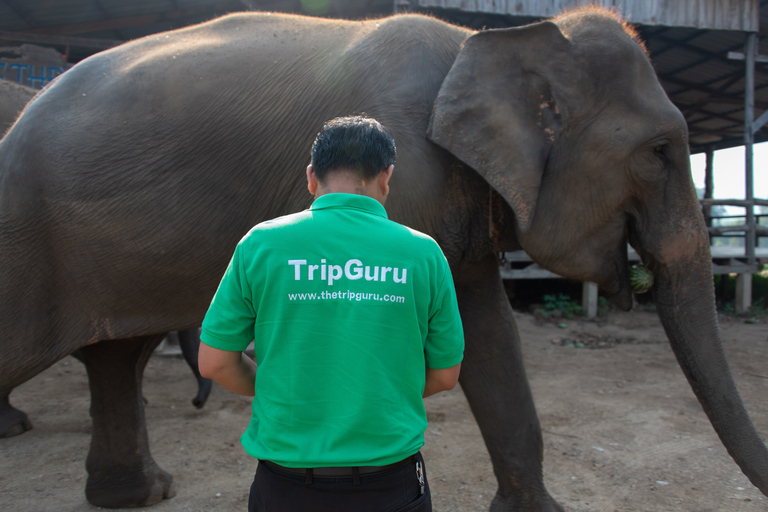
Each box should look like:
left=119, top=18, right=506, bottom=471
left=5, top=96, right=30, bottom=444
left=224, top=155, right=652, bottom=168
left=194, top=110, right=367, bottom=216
left=428, top=8, right=768, bottom=497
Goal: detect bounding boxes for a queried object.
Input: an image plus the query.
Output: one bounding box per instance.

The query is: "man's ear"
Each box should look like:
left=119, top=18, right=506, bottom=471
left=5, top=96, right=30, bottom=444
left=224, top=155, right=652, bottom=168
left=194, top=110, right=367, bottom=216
left=379, top=164, right=394, bottom=196
left=306, top=164, right=318, bottom=195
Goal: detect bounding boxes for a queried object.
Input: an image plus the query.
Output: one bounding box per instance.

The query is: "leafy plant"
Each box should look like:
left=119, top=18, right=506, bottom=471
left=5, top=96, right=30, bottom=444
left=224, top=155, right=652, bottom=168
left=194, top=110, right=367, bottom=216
left=714, top=267, right=768, bottom=316
left=541, top=293, right=583, bottom=319
left=597, top=296, right=611, bottom=317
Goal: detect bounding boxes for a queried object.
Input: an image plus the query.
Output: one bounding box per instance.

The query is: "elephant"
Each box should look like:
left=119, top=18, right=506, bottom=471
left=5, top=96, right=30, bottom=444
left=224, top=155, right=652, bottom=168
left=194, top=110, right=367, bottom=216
left=0, top=6, right=766, bottom=511
left=0, top=79, right=38, bottom=436
left=0, top=81, right=213, bottom=418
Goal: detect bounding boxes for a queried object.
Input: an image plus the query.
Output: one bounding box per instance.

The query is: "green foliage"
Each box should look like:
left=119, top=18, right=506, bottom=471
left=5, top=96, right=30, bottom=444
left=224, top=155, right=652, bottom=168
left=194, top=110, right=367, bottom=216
left=714, top=267, right=768, bottom=317
left=719, top=299, right=736, bottom=314
left=712, top=237, right=743, bottom=248
left=756, top=267, right=768, bottom=297
left=718, top=298, right=766, bottom=318
left=597, top=296, right=611, bottom=317
left=541, top=293, right=583, bottom=319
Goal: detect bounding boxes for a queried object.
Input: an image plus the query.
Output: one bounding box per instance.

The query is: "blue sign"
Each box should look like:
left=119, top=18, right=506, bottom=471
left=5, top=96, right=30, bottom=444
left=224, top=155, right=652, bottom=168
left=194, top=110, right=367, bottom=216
left=0, top=63, right=68, bottom=89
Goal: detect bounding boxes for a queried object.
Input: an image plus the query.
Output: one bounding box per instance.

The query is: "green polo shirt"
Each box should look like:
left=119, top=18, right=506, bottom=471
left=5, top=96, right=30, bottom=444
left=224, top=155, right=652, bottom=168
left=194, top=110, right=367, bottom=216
left=201, top=193, right=464, bottom=467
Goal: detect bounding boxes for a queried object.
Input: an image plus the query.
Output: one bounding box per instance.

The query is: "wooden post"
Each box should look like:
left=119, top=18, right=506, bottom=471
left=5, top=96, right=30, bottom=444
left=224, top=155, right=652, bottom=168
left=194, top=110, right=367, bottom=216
left=703, top=146, right=714, bottom=238
left=739, top=32, right=757, bottom=312
left=736, top=273, right=753, bottom=314
left=745, top=32, right=757, bottom=271
left=582, top=282, right=598, bottom=319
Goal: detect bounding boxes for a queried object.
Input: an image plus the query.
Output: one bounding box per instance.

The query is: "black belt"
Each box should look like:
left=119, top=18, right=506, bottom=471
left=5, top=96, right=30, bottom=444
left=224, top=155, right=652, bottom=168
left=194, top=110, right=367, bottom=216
left=261, top=454, right=415, bottom=478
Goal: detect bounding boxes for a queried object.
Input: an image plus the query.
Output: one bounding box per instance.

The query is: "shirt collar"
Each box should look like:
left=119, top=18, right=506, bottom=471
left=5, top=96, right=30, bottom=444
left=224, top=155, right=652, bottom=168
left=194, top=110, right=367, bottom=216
left=309, top=193, right=388, bottom=219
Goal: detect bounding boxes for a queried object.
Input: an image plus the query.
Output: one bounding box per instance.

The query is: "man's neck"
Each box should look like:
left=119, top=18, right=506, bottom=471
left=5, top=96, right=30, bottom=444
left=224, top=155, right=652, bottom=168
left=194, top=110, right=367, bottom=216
left=314, top=172, right=386, bottom=205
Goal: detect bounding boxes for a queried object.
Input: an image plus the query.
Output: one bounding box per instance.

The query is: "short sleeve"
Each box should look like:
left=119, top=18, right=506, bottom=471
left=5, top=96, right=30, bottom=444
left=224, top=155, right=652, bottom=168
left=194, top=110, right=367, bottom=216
left=424, top=253, right=464, bottom=369
left=200, top=244, right=256, bottom=351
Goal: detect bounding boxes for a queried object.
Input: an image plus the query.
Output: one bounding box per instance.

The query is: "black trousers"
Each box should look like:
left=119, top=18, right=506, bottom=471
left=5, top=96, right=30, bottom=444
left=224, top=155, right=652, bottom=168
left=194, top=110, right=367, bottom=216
left=248, top=452, right=432, bottom=512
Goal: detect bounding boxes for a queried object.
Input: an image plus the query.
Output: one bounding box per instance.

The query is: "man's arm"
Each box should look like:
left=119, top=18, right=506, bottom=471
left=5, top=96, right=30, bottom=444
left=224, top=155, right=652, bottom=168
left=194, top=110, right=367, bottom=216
left=198, top=342, right=257, bottom=397
left=423, top=363, right=461, bottom=398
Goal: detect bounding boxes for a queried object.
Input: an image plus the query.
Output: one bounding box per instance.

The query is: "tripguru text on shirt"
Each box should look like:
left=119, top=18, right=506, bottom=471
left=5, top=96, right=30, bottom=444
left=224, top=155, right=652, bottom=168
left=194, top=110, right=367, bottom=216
left=287, top=258, right=408, bottom=286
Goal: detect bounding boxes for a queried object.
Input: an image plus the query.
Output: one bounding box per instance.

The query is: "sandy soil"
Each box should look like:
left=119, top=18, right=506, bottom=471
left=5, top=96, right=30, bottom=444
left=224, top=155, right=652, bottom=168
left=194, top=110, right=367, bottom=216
left=1, top=309, right=767, bottom=512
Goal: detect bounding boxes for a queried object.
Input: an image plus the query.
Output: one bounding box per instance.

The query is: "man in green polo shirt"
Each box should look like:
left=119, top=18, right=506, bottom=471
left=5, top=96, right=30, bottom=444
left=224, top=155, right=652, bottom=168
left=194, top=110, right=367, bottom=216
left=199, top=116, right=464, bottom=512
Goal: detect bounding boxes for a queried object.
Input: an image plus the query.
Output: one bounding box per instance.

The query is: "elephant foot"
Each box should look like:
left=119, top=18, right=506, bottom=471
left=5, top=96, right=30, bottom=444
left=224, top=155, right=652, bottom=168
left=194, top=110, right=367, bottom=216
left=177, top=328, right=212, bottom=408
left=86, top=463, right=176, bottom=508
left=490, top=491, right=564, bottom=512
left=192, top=378, right=212, bottom=409
left=0, top=394, right=32, bottom=438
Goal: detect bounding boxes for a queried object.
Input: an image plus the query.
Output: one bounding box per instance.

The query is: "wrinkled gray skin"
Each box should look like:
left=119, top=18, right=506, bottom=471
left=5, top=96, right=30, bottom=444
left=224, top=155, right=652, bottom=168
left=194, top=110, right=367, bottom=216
left=0, top=10, right=766, bottom=511
left=0, top=80, right=37, bottom=435
left=0, top=83, right=212, bottom=428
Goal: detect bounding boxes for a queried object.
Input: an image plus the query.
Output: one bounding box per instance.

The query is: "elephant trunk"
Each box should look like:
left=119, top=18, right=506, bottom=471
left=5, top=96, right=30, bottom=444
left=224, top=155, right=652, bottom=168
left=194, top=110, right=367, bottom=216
left=652, top=248, right=768, bottom=495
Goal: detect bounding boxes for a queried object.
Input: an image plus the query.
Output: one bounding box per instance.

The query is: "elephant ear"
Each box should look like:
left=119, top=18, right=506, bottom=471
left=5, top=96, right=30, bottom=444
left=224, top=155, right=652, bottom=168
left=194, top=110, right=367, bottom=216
left=428, top=21, right=570, bottom=233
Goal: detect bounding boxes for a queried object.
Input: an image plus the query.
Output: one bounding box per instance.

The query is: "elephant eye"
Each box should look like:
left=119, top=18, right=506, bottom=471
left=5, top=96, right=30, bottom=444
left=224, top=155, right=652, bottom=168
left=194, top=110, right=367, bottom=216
left=651, top=143, right=669, bottom=162
left=633, top=141, right=671, bottom=182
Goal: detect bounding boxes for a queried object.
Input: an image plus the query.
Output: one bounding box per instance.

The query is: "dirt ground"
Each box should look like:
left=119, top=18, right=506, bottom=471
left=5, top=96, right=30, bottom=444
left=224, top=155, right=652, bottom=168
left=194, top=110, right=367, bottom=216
left=1, top=309, right=767, bottom=512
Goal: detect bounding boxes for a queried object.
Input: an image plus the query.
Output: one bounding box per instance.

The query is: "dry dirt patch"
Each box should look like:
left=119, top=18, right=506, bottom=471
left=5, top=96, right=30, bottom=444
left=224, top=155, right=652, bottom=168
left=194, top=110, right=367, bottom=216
left=1, top=310, right=767, bottom=511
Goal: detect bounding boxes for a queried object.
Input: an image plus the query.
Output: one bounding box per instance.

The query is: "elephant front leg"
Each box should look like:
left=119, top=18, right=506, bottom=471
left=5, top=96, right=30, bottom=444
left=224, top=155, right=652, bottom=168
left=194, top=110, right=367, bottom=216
left=79, top=335, right=176, bottom=508
left=456, top=256, right=563, bottom=512
left=0, top=393, right=32, bottom=437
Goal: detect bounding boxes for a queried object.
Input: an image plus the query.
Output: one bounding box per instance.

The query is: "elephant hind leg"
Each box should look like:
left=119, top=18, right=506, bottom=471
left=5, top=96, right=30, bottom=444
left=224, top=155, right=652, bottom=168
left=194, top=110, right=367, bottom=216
left=79, top=334, right=176, bottom=508
left=177, top=328, right=213, bottom=409
left=0, top=394, right=32, bottom=437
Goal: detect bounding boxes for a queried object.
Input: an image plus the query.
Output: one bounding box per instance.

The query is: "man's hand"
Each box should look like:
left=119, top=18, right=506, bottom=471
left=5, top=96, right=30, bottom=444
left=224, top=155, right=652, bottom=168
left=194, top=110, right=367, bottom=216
left=423, top=363, right=461, bottom=398
left=198, top=342, right=257, bottom=396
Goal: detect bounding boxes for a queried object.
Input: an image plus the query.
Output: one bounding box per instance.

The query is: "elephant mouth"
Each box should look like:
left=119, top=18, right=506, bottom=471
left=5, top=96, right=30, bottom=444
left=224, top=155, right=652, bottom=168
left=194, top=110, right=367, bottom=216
left=599, top=246, right=634, bottom=311
left=596, top=217, right=637, bottom=311
left=604, top=281, right=634, bottom=311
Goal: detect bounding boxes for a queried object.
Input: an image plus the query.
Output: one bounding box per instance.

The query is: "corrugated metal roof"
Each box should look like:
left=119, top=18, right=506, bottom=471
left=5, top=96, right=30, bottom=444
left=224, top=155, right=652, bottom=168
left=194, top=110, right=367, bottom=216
left=416, top=0, right=759, bottom=31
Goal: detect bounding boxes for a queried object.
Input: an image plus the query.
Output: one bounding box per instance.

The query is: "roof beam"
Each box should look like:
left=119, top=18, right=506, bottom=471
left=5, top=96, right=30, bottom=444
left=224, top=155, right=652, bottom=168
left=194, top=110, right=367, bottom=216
left=661, top=74, right=754, bottom=102
left=673, top=93, right=768, bottom=111
left=689, top=126, right=742, bottom=136
left=675, top=74, right=747, bottom=118
left=688, top=106, right=743, bottom=124
left=686, top=107, right=747, bottom=128
left=654, top=33, right=768, bottom=81
left=92, top=0, right=127, bottom=40
left=647, top=28, right=706, bottom=59
left=92, top=0, right=112, bottom=19
left=0, top=29, right=122, bottom=49
left=759, top=0, right=768, bottom=38
left=658, top=45, right=765, bottom=83
left=1, top=0, right=37, bottom=29
left=25, top=1, right=246, bottom=36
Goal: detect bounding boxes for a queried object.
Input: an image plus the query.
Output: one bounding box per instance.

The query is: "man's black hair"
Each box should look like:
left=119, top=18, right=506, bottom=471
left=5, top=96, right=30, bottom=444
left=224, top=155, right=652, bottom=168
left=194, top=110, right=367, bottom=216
left=311, top=116, right=396, bottom=181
